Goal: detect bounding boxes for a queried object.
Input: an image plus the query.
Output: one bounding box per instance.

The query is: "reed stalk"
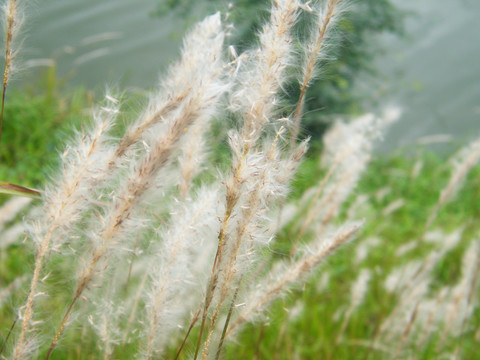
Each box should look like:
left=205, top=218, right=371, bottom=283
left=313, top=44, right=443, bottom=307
left=1, top=0, right=23, bottom=143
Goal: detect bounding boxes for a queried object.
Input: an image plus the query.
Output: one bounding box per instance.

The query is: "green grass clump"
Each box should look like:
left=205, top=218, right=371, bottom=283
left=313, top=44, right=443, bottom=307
left=1, top=130, right=479, bottom=359
left=0, top=67, right=91, bottom=189
left=226, top=150, right=480, bottom=360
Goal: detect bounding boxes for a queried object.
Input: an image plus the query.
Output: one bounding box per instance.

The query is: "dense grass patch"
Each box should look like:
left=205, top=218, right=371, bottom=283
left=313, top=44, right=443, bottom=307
left=225, top=150, right=480, bottom=359
left=0, top=78, right=478, bottom=358
left=0, top=67, right=91, bottom=189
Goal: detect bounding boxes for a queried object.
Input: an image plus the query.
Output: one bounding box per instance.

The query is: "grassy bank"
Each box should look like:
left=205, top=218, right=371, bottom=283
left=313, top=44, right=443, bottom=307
left=1, top=132, right=479, bottom=358
left=224, top=151, right=480, bottom=359
left=0, top=67, right=92, bottom=189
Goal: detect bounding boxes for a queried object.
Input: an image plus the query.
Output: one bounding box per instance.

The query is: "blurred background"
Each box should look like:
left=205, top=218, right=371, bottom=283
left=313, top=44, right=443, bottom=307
left=16, top=0, right=480, bottom=151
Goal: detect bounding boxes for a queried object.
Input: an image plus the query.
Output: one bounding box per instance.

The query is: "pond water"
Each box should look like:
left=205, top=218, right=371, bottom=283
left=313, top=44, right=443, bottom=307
left=19, top=0, right=185, bottom=90
left=11, top=0, right=480, bottom=151
left=371, top=0, right=480, bottom=151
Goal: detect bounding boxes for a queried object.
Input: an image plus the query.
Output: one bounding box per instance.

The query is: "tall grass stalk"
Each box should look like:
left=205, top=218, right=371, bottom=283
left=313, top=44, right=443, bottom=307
left=425, top=136, right=480, bottom=231
left=13, top=101, right=118, bottom=360
left=192, top=1, right=303, bottom=358
left=290, top=0, right=344, bottom=147
left=0, top=0, right=23, bottom=143
left=226, top=222, right=362, bottom=337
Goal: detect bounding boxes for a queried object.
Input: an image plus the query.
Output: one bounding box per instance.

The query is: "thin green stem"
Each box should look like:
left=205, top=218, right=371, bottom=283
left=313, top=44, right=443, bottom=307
left=0, top=80, right=7, bottom=144
left=45, top=294, right=80, bottom=360
left=174, top=310, right=200, bottom=360
left=0, top=312, right=18, bottom=356
left=215, top=276, right=244, bottom=360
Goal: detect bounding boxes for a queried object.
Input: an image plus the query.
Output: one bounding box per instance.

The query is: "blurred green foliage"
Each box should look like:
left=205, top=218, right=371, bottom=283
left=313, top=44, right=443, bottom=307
left=0, top=66, right=91, bottom=189
left=154, top=0, right=405, bottom=138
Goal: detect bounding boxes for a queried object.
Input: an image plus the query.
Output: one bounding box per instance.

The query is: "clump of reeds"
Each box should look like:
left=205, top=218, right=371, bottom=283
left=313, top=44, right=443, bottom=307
left=6, top=1, right=477, bottom=359
left=0, top=1, right=369, bottom=357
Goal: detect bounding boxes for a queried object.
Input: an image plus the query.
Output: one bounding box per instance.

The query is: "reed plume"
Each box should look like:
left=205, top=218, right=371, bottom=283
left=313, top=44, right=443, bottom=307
left=290, top=0, right=344, bottom=147
left=1, top=0, right=23, bottom=142
left=227, top=221, right=363, bottom=337
left=425, top=136, right=480, bottom=230
left=193, top=1, right=303, bottom=357
left=13, top=97, right=119, bottom=360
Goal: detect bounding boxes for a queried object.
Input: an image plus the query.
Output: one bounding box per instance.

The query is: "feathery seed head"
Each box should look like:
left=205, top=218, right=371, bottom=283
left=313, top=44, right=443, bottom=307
left=2, top=0, right=24, bottom=80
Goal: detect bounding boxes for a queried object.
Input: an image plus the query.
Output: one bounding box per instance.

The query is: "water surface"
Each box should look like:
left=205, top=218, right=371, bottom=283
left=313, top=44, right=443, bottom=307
left=13, top=0, right=480, bottom=150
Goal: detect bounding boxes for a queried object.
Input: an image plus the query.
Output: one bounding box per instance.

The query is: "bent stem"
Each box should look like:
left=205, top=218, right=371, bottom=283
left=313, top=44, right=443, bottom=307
left=45, top=294, right=80, bottom=360
left=174, top=309, right=200, bottom=360
left=214, top=276, right=244, bottom=360
left=289, top=0, right=341, bottom=148
left=0, top=78, right=7, bottom=143
left=192, top=147, right=248, bottom=360
left=193, top=249, right=222, bottom=360
left=0, top=312, right=18, bottom=356
left=0, top=0, right=20, bottom=144
left=14, top=239, right=54, bottom=360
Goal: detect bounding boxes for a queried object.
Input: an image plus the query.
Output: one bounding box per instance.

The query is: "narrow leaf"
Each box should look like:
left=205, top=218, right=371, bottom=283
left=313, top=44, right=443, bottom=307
left=0, top=181, right=41, bottom=199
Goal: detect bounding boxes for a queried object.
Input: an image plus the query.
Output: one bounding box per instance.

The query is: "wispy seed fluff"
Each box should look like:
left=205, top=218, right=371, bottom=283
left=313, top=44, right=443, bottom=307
left=379, top=229, right=464, bottom=343
left=192, top=129, right=308, bottom=360
left=290, top=0, right=346, bottom=145
left=43, top=13, right=229, bottom=357
left=378, top=239, right=480, bottom=353
left=88, top=294, right=125, bottom=360
left=215, top=131, right=308, bottom=318
left=295, top=107, right=401, bottom=240
left=1, top=0, right=24, bottom=82
left=111, top=12, right=226, bottom=169
left=77, top=13, right=226, bottom=284
left=13, top=96, right=119, bottom=360
left=214, top=0, right=303, bottom=285
left=425, top=135, right=480, bottom=230
left=42, top=98, right=119, bottom=245
left=212, top=0, right=304, bottom=295
left=1, top=0, right=25, bottom=142
left=227, top=221, right=363, bottom=337
left=178, top=121, right=208, bottom=199
left=441, top=240, right=480, bottom=338
left=193, top=2, right=304, bottom=355
left=336, top=268, right=371, bottom=344
left=230, top=0, right=301, bottom=145
left=301, top=0, right=345, bottom=84
left=143, top=187, right=221, bottom=359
